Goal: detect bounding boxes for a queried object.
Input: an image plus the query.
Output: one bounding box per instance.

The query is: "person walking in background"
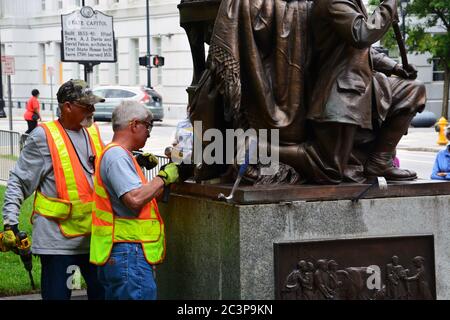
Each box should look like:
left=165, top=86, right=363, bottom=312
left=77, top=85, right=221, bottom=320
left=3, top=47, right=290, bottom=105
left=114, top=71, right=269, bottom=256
left=431, top=126, right=450, bottom=180
left=24, top=89, right=41, bottom=134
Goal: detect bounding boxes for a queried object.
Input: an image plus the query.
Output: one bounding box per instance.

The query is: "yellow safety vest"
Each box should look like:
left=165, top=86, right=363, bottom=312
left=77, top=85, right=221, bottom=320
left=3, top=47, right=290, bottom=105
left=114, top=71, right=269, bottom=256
left=33, top=120, right=104, bottom=237
left=90, top=143, right=165, bottom=266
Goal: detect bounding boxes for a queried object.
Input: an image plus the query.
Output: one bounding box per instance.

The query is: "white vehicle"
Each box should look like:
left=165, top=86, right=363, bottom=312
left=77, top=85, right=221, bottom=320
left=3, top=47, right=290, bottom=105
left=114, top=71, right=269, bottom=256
left=92, top=86, right=164, bottom=122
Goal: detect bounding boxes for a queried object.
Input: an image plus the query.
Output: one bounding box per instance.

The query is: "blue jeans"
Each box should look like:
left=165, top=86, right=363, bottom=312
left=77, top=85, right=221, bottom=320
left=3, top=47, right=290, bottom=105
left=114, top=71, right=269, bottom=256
left=97, top=243, right=157, bottom=300
left=39, top=254, right=105, bottom=300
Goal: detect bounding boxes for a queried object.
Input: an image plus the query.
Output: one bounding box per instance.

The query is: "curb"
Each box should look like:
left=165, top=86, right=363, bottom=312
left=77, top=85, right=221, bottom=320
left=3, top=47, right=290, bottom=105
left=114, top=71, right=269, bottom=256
left=397, top=147, right=442, bottom=153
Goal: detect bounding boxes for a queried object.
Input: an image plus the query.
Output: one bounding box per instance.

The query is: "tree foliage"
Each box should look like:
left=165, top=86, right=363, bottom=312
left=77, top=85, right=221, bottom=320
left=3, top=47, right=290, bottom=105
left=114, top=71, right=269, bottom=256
left=368, top=0, right=449, bottom=59
left=369, top=0, right=450, bottom=117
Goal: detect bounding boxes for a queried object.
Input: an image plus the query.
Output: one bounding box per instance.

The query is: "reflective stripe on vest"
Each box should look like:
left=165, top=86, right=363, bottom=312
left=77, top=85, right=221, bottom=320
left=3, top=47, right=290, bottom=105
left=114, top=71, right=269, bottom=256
left=33, top=121, right=103, bottom=237
left=90, top=143, right=165, bottom=266
left=86, top=124, right=103, bottom=157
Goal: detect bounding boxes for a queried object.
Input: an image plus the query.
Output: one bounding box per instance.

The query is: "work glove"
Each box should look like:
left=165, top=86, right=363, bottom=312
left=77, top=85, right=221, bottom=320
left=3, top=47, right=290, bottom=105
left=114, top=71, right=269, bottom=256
left=157, top=162, right=179, bottom=186
left=136, top=152, right=159, bottom=170
left=2, top=225, right=19, bottom=249
left=393, top=64, right=418, bottom=80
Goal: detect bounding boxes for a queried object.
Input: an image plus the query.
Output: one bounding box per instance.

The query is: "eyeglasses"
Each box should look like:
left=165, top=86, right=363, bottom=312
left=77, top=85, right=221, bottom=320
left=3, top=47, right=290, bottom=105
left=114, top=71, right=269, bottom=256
left=71, top=102, right=95, bottom=112
left=132, top=120, right=153, bottom=132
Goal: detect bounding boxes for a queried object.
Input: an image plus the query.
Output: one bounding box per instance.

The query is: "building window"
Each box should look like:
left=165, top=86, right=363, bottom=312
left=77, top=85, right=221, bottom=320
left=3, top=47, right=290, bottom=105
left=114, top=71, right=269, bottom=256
left=38, top=43, right=46, bottom=84
left=111, top=40, right=119, bottom=84
left=153, top=37, right=162, bottom=85
left=1, top=44, right=5, bottom=88
left=58, top=0, right=63, bottom=9
left=131, top=38, right=139, bottom=85
left=73, top=63, right=80, bottom=80
left=54, top=42, right=62, bottom=84
left=79, top=64, right=85, bottom=80
left=0, top=0, right=5, bottom=18
left=41, top=0, right=46, bottom=10
left=94, top=65, right=100, bottom=85
left=114, top=62, right=119, bottom=84
left=433, top=58, right=445, bottom=82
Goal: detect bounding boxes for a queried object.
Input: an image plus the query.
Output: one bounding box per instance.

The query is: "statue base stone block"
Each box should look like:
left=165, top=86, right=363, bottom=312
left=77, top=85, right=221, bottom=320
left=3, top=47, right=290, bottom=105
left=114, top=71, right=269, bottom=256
left=157, top=181, right=450, bottom=300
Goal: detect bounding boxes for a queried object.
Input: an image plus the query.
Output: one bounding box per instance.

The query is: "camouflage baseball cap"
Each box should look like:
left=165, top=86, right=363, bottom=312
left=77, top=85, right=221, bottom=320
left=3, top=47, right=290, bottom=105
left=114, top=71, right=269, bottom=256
left=57, top=79, right=105, bottom=105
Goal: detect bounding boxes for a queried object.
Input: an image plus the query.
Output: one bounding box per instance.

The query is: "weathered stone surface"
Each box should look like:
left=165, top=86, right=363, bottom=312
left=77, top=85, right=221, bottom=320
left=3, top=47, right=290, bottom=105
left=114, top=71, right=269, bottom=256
left=157, top=193, right=450, bottom=300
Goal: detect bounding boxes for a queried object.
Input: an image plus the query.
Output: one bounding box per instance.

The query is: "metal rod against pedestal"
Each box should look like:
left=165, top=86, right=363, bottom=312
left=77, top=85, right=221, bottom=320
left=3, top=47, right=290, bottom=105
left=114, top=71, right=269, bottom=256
left=146, top=0, right=152, bottom=88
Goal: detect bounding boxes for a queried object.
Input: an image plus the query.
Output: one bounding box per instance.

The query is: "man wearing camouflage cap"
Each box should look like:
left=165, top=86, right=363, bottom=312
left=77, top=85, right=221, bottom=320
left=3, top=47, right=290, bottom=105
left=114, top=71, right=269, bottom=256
left=2, top=79, right=106, bottom=300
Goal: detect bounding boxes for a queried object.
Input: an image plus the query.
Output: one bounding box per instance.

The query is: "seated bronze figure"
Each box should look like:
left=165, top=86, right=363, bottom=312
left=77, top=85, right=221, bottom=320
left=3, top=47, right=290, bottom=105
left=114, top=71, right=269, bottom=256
left=181, top=0, right=426, bottom=185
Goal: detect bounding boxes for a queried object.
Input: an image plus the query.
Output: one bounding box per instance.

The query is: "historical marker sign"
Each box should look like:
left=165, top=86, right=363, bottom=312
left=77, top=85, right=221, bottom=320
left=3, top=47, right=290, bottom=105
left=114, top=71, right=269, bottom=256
left=61, top=6, right=116, bottom=63
left=1, top=56, right=15, bottom=75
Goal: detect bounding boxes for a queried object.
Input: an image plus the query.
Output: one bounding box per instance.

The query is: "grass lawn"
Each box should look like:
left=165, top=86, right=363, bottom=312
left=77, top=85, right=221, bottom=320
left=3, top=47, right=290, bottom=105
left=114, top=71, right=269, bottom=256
left=0, top=185, right=41, bottom=297
left=0, top=185, right=88, bottom=298
left=0, top=155, right=19, bottom=161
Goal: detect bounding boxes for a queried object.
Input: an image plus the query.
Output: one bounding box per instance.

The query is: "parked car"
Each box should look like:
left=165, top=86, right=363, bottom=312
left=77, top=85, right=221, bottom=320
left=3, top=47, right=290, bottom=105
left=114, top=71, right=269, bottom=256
left=91, top=86, right=164, bottom=122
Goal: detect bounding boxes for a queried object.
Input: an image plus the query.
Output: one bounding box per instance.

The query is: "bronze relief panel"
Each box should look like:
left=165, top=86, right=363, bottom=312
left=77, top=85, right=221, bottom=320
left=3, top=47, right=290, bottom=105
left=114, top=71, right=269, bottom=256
left=274, top=235, right=435, bottom=300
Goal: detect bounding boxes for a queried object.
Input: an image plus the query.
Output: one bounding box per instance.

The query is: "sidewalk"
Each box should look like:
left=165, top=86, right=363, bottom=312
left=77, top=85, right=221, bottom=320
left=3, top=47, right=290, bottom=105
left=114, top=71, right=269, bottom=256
left=397, top=127, right=444, bottom=153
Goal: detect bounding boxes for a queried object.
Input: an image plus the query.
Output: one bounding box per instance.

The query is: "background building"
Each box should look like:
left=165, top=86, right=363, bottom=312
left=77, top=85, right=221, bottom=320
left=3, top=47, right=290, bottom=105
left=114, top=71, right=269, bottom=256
left=0, top=0, right=447, bottom=119
left=0, top=0, right=193, bottom=119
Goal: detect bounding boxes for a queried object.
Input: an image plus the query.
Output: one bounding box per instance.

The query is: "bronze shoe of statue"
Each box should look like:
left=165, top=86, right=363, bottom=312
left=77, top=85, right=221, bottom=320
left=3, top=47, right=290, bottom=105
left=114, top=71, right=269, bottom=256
left=364, top=152, right=417, bottom=181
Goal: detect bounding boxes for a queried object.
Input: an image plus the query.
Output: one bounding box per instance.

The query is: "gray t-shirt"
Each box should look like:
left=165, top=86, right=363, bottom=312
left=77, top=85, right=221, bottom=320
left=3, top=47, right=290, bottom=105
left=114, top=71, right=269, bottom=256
left=2, top=125, right=96, bottom=255
left=100, top=146, right=142, bottom=217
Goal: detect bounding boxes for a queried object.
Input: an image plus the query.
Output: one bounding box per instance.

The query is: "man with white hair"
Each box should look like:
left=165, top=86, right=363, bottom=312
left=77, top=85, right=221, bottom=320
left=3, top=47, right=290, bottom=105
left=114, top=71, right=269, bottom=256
left=90, top=101, right=179, bottom=300
left=431, top=125, right=450, bottom=180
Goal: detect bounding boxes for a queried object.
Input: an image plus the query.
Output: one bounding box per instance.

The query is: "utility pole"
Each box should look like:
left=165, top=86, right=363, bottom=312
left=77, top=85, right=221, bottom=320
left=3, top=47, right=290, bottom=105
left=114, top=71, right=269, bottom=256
left=402, top=8, right=406, bottom=40
left=0, top=33, right=6, bottom=118
left=400, top=0, right=409, bottom=40
left=146, top=0, right=152, bottom=88
left=81, top=0, right=87, bottom=83
left=80, top=0, right=92, bottom=85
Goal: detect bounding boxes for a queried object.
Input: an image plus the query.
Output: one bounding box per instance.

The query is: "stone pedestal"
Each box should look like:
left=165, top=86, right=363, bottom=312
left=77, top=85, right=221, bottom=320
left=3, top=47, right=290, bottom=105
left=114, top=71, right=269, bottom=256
left=156, top=181, right=450, bottom=299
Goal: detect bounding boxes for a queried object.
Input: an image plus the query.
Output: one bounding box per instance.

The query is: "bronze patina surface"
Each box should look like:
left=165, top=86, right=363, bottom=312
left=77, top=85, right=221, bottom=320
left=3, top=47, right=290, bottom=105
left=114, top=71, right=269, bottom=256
left=180, top=0, right=428, bottom=186
left=274, top=235, right=435, bottom=300
left=172, top=179, right=450, bottom=204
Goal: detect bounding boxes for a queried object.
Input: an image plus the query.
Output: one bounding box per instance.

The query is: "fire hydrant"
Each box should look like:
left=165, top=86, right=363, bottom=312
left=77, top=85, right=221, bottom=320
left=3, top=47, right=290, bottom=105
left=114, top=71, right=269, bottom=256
left=437, top=117, right=448, bottom=145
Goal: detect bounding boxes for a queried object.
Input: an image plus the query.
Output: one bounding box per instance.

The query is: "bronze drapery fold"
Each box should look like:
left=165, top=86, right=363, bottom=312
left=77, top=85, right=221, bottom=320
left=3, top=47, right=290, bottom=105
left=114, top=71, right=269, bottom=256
left=190, top=0, right=311, bottom=144
left=187, top=0, right=426, bottom=185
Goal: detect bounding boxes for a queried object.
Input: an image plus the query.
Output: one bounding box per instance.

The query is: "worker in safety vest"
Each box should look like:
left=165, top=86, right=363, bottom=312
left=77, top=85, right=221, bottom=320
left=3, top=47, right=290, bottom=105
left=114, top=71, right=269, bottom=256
left=1, top=79, right=106, bottom=300
left=90, top=101, right=179, bottom=300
